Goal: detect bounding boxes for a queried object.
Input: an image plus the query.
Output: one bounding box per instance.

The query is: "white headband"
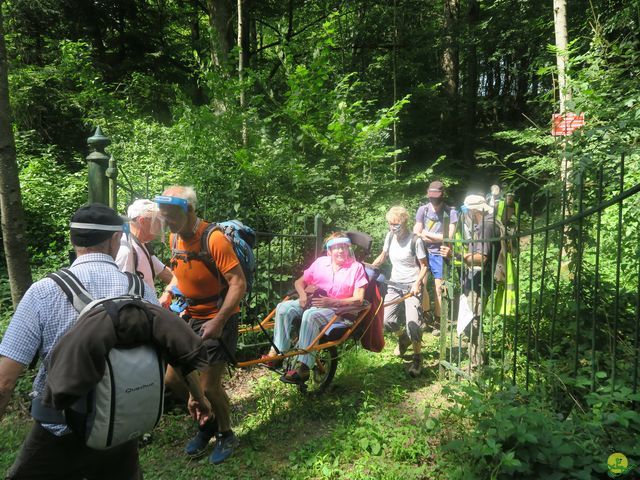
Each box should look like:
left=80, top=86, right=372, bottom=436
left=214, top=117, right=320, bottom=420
left=69, top=222, right=123, bottom=231
left=326, top=237, right=352, bottom=249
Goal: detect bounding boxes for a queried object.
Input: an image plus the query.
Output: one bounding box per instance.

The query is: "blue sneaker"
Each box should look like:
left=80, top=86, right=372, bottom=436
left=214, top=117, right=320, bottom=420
left=209, top=431, right=239, bottom=465
left=184, top=431, right=212, bottom=457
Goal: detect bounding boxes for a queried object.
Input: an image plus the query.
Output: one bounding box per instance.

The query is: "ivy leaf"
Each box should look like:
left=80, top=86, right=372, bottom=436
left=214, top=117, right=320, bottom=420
left=359, top=438, right=369, bottom=451
left=370, top=439, right=381, bottom=455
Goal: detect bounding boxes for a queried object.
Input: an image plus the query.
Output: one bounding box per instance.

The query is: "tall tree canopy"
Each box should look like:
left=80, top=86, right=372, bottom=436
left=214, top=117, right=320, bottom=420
left=0, top=0, right=637, bottom=273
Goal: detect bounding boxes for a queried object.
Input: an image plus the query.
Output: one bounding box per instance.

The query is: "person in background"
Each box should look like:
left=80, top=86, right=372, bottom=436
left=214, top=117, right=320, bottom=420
left=156, top=186, right=246, bottom=465
left=372, top=206, right=428, bottom=377
left=486, top=184, right=503, bottom=208
left=116, top=199, right=174, bottom=295
left=441, top=194, right=497, bottom=369
left=413, top=181, right=458, bottom=336
left=492, top=192, right=519, bottom=318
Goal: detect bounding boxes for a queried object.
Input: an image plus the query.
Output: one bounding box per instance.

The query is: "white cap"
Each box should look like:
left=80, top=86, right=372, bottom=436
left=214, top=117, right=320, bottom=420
left=127, top=199, right=158, bottom=220
left=464, top=194, right=492, bottom=213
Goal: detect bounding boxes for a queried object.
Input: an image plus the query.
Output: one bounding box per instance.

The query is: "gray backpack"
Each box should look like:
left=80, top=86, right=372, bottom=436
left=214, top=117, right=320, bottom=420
left=31, top=269, right=165, bottom=450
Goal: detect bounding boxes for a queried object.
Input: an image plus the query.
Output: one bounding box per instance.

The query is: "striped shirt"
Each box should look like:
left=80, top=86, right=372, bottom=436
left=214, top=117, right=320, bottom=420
left=0, top=253, right=159, bottom=435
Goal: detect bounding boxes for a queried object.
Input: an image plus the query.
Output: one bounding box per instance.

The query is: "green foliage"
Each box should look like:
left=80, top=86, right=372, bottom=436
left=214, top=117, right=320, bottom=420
left=438, top=382, right=640, bottom=479
left=16, top=136, right=85, bottom=270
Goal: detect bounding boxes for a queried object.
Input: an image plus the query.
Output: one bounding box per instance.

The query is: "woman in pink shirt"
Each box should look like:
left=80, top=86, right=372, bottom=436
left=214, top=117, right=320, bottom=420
left=267, top=232, right=369, bottom=384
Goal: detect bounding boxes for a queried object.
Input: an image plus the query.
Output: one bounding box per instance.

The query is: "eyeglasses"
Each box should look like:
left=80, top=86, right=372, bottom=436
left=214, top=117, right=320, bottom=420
left=388, top=223, right=401, bottom=226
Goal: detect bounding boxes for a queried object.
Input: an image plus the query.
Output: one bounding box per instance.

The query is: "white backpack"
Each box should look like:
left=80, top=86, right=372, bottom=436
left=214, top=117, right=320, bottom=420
left=32, top=268, right=165, bottom=450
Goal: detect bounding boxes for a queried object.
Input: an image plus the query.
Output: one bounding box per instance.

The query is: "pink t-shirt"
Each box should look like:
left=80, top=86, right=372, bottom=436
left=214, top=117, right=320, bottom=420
left=303, top=256, right=369, bottom=299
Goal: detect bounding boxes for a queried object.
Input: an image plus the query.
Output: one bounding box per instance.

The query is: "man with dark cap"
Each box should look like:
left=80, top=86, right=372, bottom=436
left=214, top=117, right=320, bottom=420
left=413, top=181, right=458, bottom=337
left=0, top=203, right=210, bottom=479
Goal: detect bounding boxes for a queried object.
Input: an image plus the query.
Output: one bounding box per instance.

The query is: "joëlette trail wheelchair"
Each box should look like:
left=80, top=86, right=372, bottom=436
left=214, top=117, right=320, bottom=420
left=169, top=231, right=413, bottom=393
left=235, top=231, right=411, bottom=393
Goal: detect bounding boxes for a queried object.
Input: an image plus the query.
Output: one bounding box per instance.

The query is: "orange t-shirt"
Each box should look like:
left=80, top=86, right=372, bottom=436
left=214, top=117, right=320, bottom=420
left=170, top=221, right=240, bottom=319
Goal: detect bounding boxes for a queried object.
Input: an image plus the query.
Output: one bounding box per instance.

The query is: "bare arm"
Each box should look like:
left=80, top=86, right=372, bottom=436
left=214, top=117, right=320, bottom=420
left=200, top=264, right=246, bottom=340
left=311, top=286, right=365, bottom=309
left=415, top=221, right=442, bottom=242
left=464, top=252, right=488, bottom=267
left=422, top=231, right=443, bottom=242
left=448, top=222, right=457, bottom=240
left=159, top=275, right=179, bottom=309
left=181, top=370, right=211, bottom=426
left=371, top=250, right=387, bottom=268
left=0, top=357, right=25, bottom=420
left=293, top=274, right=309, bottom=307
left=411, top=258, right=429, bottom=295
left=158, top=266, right=174, bottom=285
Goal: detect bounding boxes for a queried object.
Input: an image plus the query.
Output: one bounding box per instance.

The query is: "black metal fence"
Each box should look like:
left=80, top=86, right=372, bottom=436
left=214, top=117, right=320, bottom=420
left=440, top=153, right=640, bottom=404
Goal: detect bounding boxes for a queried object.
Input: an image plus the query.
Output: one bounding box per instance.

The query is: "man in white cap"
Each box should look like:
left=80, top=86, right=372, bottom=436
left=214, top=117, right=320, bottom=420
left=442, top=194, right=497, bottom=369
left=116, top=199, right=173, bottom=294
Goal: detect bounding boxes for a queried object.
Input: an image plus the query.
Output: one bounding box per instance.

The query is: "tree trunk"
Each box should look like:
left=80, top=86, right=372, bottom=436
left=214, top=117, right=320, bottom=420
left=249, top=5, right=257, bottom=68
left=515, top=54, right=529, bottom=114
left=0, top=5, right=33, bottom=306
left=392, top=0, right=398, bottom=174
left=206, top=0, right=234, bottom=68
left=441, top=0, right=460, bottom=135
left=553, top=0, right=571, bottom=113
left=238, top=0, right=247, bottom=146
left=553, top=0, right=574, bottom=245
left=241, top=0, right=251, bottom=68
left=463, top=0, right=479, bottom=164
left=190, top=0, right=206, bottom=105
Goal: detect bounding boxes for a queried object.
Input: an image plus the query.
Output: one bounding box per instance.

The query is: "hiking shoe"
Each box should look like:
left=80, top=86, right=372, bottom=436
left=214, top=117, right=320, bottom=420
left=184, top=431, right=212, bottom=457
left=394, top=333, right=411, bottom=357
left=408, top=354, right=422, bottom=378
left=280, top=363, right=310, bottom=384
left=431, top=316, right=441, bottom=337
left=209, top=431, right=239, bottom=465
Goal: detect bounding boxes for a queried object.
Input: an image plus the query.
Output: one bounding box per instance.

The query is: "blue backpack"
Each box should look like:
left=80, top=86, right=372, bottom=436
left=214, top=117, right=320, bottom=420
left=199, top=220, right=256, bottom=294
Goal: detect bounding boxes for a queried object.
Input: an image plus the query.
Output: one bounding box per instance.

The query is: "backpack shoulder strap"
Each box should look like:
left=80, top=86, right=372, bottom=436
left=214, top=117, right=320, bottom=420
left=410, top=234, right=418, bottom=257
left=131, top=234, right=155, bottom=280
left=124, top=271, right=145, bottom=297
left=47, top=268, right=93, bottom=313
left=199, top=223, right=217, bottom=256
left=383, top=231, right=393, bottom=252
left=199, top=223, right=225, bottom=284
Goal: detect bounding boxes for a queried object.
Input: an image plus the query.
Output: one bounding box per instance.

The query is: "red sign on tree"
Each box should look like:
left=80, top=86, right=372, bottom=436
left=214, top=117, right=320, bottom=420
left=552, top=112, right=585, bottom=136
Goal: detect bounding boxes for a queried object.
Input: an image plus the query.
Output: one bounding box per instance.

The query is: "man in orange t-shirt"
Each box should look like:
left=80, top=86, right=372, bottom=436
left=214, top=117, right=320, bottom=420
left=156, top=186, right=246, bottom=465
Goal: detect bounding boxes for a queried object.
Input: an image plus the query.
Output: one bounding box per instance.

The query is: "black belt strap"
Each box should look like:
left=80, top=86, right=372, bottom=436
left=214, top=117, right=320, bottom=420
left=185, top=294, right=222, bottom=306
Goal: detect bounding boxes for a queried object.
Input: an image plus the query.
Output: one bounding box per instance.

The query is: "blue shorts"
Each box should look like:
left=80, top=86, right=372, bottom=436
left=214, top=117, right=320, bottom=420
left=428, top=252, right=444, bottom=279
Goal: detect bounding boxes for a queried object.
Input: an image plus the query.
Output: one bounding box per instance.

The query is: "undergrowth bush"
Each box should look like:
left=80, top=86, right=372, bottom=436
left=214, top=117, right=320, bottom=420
left=437, top=381, right=640, bottom=479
